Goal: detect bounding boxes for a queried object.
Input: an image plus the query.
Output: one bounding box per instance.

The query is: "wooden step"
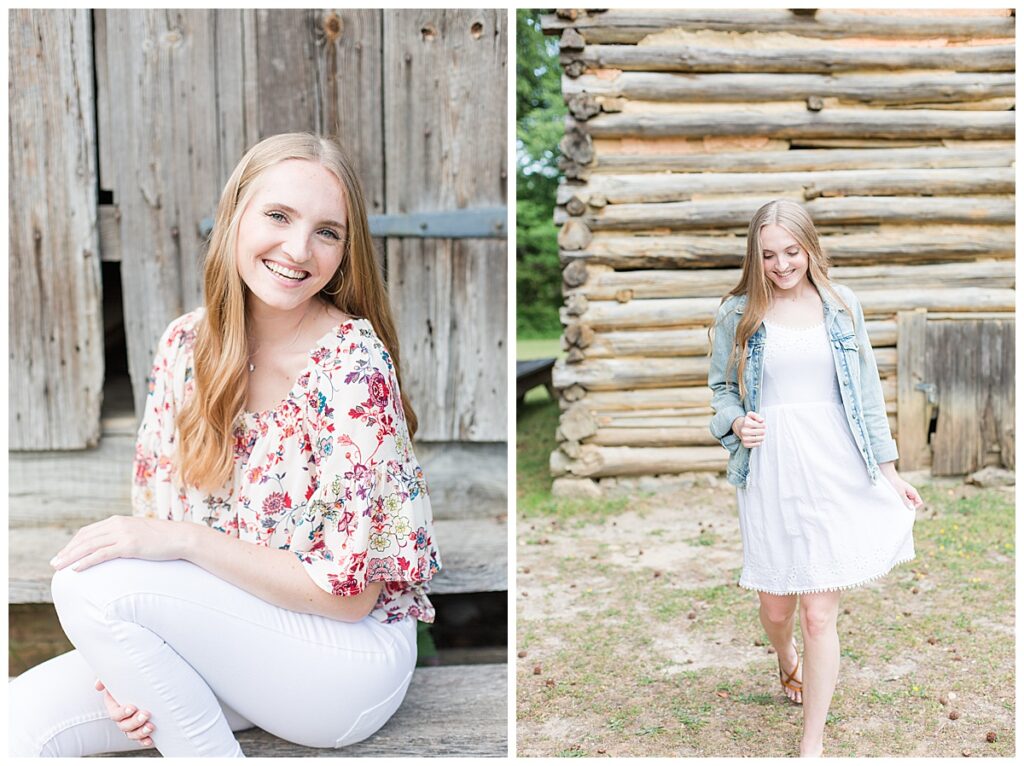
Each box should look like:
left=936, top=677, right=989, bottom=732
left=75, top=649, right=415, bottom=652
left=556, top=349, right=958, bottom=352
left=11, top=432, right=506, bottom=524
left=9, top=516, right=506, bottom=604
left=10, top=663, right=508, bottom=757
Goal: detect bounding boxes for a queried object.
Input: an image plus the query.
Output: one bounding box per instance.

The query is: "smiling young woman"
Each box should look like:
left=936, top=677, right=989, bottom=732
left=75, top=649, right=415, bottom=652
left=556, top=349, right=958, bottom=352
left=707, top=199, right=919, bottom=757
left=9, top=133, right=441, bottom=757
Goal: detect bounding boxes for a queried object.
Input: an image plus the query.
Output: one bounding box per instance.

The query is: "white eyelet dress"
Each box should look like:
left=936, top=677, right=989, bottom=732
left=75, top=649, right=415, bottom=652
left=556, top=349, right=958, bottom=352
left=736, top=319, right=916, bottom=595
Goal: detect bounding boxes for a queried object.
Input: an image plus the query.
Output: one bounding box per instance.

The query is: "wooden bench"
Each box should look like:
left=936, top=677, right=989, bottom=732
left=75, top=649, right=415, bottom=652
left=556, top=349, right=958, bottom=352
left=99, top=663, right=507, bottom=757
left=516, top=358, right=557, bottom=405
left=9, top=414, right=508, bottom=757
left=11, top=664, right=507, bottom=757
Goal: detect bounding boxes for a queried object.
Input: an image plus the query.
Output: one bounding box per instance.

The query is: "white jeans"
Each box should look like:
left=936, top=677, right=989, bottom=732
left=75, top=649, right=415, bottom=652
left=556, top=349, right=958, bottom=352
left=9, top=558, right=417, bottom=757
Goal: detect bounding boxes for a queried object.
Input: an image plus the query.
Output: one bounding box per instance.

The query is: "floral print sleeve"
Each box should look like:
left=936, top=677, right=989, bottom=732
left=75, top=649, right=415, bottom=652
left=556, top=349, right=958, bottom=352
left=290, top=322, right=442, bottom=621
left=131, top=311, right=201, bottom=521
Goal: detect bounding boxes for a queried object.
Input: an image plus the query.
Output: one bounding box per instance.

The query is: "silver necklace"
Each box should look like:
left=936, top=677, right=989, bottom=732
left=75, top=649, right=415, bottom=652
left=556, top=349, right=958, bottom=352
left=247, top=301, right=322, bottom=373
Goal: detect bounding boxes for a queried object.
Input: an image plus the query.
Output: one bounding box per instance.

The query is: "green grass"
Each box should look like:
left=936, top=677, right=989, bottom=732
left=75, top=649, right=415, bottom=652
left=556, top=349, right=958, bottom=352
left=517, top=396, right=629, bottom=524
left=517, top=335, right=563, bottom=361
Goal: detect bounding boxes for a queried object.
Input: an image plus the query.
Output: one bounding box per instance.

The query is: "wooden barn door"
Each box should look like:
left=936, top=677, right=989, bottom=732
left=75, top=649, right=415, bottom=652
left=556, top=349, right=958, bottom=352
left=11, top=7, right=507, bottom=455
left=897, top=313, right=1014, bottom=475
left=927, top=319, right=1014, bottom=474
left=383, top=9, right=508, bottom=442
left=9, top=10, right=104, bottom=450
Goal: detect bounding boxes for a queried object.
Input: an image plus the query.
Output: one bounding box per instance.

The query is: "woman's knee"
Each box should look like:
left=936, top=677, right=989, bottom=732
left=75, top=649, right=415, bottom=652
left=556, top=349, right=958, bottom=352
left=758, top=594, right=797, bottom=626
left=51, top=559, right=152, bottom=633
left=799, top=599, right=839, bottom=640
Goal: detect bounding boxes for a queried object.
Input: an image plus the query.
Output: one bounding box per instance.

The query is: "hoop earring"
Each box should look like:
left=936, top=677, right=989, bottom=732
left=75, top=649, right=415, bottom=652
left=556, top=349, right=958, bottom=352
left=322, top=270, right=345, bottom=297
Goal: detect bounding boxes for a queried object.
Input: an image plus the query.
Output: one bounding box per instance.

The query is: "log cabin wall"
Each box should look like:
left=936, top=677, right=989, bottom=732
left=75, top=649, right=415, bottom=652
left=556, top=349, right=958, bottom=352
left=542, top=9, right=1015, bottom=492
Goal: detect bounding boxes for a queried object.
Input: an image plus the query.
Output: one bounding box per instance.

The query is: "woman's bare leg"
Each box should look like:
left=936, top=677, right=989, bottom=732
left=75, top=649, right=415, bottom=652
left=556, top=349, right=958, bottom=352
left=798, top=591, right=841, bottom=757
left=757, top=592, right=802, bottom=704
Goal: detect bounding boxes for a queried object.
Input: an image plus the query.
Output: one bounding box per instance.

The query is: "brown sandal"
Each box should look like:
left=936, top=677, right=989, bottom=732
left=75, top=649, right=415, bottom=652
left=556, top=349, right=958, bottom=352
left=778, top=642, right=803, bottom=705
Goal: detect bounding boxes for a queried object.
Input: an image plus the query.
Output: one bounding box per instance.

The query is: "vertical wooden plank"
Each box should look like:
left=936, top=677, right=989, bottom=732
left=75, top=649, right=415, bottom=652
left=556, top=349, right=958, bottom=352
left=928, top=321, right=985, bottom=475
left=383, top=9, right=508, bottom=442
left=9, top=9, right=104, bottom=449
left=313, top=10, right=384, bottom=216
left=896, top=309, right=929, bottom=470
left=101, top=10, right=242, bottom=415
left=253, top=10, right=320, bottom=137
left=978, top=319, right=1015, bottom=470
left=212, top=10, right=260, bottom=187
left=93, top=10, right=114, bottom=192
left=312, top=9, right=386, bottom=268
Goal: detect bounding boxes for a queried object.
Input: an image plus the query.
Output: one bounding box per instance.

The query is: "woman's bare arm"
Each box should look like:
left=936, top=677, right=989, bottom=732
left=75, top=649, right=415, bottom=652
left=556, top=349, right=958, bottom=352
left=180, top=523, right=383, bottom=622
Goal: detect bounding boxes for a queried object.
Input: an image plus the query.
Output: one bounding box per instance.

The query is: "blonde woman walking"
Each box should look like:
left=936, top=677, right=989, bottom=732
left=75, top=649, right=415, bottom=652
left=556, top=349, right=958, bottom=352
left=708, top=199, right=918, bottom=757
left=10, top=133, right=441, bottom=756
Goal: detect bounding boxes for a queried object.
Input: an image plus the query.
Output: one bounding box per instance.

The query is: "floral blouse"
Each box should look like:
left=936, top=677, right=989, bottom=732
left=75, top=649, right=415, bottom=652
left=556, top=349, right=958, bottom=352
left=131, top=308, right=441, bottom=623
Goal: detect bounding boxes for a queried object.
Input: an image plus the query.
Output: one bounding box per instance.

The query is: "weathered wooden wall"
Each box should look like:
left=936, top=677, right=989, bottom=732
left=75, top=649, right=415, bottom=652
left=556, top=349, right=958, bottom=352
left=385, top=10, right=508, bottom=442
left=543, top=9, right=1015, bottom=490
left=9, top=10, right=103, bottom=450
left=11, top=8, right=506, bottom=448
left=9, top=4, right=508, bottom=622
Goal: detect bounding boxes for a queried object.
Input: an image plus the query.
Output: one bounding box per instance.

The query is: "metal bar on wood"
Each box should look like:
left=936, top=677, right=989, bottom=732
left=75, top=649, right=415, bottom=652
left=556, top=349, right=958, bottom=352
left=200, top=207, right=508, bottom=240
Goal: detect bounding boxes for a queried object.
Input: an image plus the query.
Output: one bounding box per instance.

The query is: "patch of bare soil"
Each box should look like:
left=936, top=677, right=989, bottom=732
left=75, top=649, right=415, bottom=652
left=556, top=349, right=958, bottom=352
left=516, top=481, right=1015, bottom=758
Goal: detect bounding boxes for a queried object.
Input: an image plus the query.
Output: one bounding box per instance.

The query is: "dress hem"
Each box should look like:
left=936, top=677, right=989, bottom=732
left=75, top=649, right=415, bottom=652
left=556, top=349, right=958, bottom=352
left=738, top=552, right=916, bottom=597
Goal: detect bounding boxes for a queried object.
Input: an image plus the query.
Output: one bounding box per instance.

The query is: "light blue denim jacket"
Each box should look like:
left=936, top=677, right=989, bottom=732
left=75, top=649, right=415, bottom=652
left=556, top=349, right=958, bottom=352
left=708, top=282, right=898, bottom=488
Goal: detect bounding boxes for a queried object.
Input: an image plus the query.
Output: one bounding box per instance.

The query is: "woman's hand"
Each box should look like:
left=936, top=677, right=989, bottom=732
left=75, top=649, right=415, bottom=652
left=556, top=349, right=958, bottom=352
left=50, top=516, right=190, bottom=573
left=879, top=463, right=923, bottom=510
left=732, top=411, right=766, bottom=449
left=887, top=475, right=923, bottom=510
left=94, top=678, right=155, bottom=748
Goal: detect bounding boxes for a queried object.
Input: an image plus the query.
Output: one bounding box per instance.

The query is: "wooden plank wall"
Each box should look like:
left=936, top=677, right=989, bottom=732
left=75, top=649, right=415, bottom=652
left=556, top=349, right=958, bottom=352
left=385, top=9, right=508, bottom=442
left=543, top=9, right=1015, bottom=485
left=9, top=10, right=104, bottom=449
left=16, top=8, right=505, bottom=449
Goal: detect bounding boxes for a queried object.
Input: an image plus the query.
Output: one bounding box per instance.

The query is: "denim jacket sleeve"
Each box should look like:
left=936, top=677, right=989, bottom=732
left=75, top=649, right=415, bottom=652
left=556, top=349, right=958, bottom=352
left=848, top=289, right=899, bottom=464
left=708, top=300, right=745, bottom=454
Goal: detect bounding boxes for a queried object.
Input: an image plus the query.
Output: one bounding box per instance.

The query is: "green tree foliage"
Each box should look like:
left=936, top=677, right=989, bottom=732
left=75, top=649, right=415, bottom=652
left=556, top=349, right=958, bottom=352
left=517, top=9, right=565, bottom=339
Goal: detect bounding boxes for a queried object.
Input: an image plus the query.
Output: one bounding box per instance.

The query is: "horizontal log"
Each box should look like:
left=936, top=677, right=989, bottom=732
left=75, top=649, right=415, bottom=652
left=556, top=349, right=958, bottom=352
left=566, top=444, right=727, bottom=478
left=554, top=356, right=710, bottom=390
left=584, top=415, right=898, bottom=447
left=561, top=196, right=1015, bottom=231
left=569, top=379, right=897, bottom=413
left=564, top=288, right=1014, bottom=332
left=570, top=386, right=713, bottom=412
left=577, top=374, right=897, bottom=415
left=589, top=395, right=897, bottom=426
left=553, top=350, right=899, bottom=391
left=587, top=426, right=719, bottom=447
left=570, top=261, right=1015, bottom=302
left=578, top=109, right=1014, bottom=141
left=570, top=44, right=1015, bottom=74
left=593, top=411, right=715, bottom=428
left=564, top=72, right=1015, bottom=105
left=583, top=145, right=1016, bottom=176
left=541, top=10, right=1014, bottom=42
left=581, top=320, right=896, bottom=358
left=559, top=225, right=1015, bottom=268
left=561, top=167, right=1014, bottom=206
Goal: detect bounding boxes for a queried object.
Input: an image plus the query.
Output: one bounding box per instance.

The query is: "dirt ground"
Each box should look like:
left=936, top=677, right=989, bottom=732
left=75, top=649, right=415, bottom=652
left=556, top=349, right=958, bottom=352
left=516, top=477, right=1015, bottom=758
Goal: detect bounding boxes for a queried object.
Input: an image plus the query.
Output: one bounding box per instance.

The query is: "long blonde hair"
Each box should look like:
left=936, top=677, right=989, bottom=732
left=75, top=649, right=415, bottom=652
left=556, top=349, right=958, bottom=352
left=177, top=133, right=417, bottom=491
left=714, top=199, right=850, bottom=399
